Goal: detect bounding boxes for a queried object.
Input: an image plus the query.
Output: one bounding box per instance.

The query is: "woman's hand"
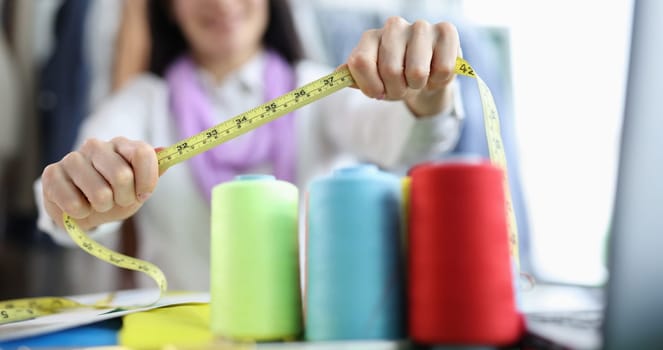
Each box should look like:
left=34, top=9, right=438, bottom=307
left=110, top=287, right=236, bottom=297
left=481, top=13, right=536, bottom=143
left=346, top=17, right=460, bottom=117
left=41, top=137, right=159, bottom=231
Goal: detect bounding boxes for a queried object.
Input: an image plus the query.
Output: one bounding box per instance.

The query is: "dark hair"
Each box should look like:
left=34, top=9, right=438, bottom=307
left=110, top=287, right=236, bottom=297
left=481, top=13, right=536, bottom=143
left=147, top=0, right=304, bottom=76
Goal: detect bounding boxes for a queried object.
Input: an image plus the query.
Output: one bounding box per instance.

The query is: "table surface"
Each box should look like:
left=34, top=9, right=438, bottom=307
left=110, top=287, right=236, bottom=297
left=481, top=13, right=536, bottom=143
left=0, top=284, right=604, bottom=349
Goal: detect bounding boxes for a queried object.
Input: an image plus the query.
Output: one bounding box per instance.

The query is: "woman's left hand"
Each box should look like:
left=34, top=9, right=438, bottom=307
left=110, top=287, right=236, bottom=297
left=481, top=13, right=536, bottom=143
left=345, top=17, right=460, bottom=117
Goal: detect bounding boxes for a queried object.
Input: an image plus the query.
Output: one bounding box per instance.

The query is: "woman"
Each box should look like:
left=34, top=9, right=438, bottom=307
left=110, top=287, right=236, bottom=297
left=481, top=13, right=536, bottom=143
left=36, top=0, right=463, bottom=290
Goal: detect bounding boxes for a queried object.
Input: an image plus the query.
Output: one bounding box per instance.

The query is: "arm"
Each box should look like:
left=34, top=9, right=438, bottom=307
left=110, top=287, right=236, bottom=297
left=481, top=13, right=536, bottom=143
left=319, top=18, right=463, bottom=169
left=36, top=77, right=160, bottom=237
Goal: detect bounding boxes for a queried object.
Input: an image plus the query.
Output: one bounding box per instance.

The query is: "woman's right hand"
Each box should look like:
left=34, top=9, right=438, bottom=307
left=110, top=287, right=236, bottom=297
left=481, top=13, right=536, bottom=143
left=41, top=137, right=159, bottom=231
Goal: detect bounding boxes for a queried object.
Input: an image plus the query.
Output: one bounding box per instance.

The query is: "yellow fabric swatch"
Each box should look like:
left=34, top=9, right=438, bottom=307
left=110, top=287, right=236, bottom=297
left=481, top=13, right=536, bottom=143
left=118, top=303, right=212, bottom=349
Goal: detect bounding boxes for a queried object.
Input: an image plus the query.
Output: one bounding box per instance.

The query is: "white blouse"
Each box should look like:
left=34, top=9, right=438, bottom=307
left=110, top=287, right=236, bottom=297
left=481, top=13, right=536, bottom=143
left=35, top=51, right=463, bottom=292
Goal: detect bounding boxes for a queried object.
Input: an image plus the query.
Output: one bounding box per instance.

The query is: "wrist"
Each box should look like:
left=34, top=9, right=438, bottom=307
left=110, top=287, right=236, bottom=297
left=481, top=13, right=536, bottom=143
left=405, top=83, right=455, bottom=118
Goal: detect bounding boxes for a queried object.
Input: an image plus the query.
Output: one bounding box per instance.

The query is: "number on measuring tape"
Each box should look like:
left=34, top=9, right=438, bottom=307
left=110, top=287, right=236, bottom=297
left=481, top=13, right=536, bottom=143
left=176, top=142, right=188, bottom=153
left=459, top=63, right=474, bottom=76
left=236, top=116, right=249, bottom=127
left=206, top=129, right=218, bottom=139
left=294, top=89, right=306, bottom=99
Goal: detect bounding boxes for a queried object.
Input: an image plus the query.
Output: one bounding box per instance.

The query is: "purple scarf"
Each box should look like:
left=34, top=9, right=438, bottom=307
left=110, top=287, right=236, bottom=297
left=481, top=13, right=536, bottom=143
left=166, top=50, right=297, bottom=201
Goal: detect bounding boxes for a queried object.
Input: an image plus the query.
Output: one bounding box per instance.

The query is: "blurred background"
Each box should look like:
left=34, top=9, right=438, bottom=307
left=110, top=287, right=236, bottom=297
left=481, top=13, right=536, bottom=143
left=0, top=0, right=632, bottom=298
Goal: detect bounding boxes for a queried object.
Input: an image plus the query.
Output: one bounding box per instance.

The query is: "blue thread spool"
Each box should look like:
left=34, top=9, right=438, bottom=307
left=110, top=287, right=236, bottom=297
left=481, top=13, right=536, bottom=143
left=306, top=164, right=404, bottom=340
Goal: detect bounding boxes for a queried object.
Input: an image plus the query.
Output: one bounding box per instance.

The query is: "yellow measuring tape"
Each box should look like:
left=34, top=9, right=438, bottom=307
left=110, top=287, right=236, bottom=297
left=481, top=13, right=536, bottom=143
left=0, top=57, right=518, bottom=326
left=0, top=294, right=112, bottom=325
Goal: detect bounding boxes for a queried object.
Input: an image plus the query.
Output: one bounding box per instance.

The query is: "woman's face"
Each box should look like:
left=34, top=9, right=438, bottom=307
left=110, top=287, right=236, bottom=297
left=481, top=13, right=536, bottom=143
left=172, top=0, right=268, bottom=62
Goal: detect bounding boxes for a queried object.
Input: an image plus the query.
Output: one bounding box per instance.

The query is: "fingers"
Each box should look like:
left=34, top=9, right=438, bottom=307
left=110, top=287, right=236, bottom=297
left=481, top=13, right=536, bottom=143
left=346, top=17, right=460, bottom=100
left=112, top=137, right=159, bottom=201
left=378, top=16, right=409, bottom=99
left=430, top=22, right=460, bottom=90
left=62, top=149, right=116, bottom=213
left=347, top=29, right=384, bottom=99
left=41, top=137, right=158, bottom=227
left=405, top=20, right=435, bottom=90
left=42, top=163, right=91, bottom=220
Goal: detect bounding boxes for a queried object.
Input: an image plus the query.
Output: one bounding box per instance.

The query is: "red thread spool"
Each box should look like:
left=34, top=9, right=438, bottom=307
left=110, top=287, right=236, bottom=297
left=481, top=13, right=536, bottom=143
left=408, top=161, right=523, bottom=345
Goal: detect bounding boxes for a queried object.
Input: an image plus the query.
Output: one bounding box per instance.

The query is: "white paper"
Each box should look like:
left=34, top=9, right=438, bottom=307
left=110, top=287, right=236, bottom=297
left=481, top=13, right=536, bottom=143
left=522, top=284, right=604, bottom=349
left=0, top=288, right=209, bottom=342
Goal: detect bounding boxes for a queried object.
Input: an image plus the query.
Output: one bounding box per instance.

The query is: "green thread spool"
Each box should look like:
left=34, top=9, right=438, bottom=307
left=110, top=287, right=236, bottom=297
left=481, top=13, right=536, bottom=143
left=210, top=174, right=301, bottom=340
